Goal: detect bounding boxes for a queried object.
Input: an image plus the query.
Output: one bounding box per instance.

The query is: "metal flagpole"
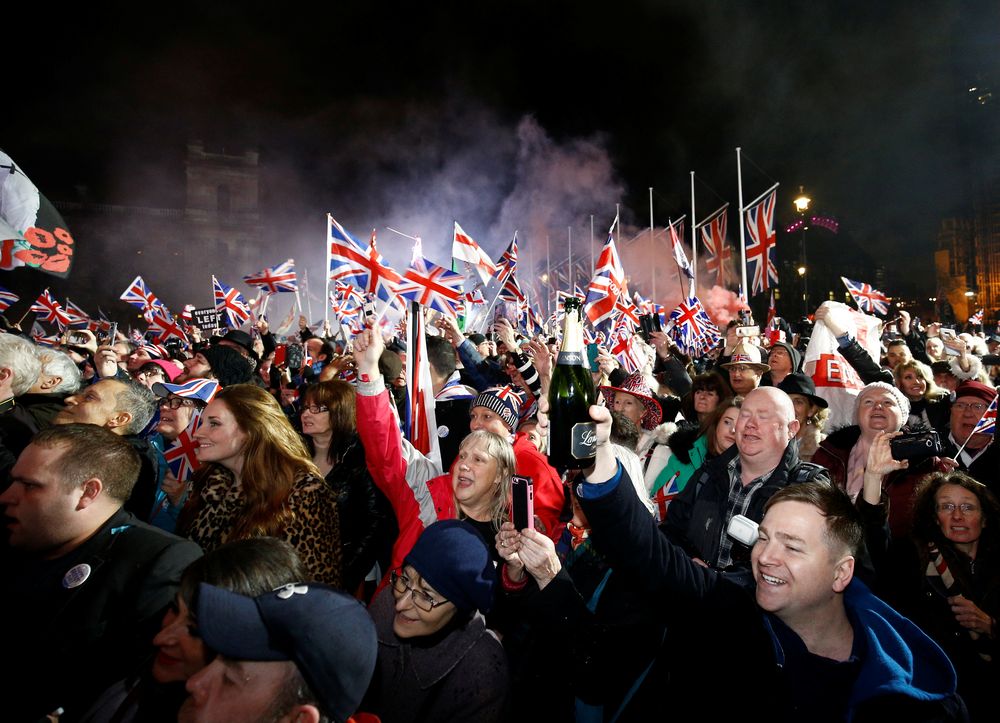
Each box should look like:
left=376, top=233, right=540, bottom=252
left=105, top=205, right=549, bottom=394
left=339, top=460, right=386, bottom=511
left=590, top=214, right=595, bottom=277
left=546, top=234, right=552, bottom=319
left=690, top=172, right=698, bottom=295
left=615, top=204, right=620, bottom=245
left=323, top=217, right=331, bottom=329
left=736, top=147, right=749, bottom=300
left=649, top=187, right=656, bottom=299
left=568, top=226, right=573, bottom=289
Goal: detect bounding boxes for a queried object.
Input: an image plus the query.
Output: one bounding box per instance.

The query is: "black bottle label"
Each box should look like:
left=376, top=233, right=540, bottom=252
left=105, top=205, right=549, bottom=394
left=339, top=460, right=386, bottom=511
left=557, top=351, right=584, bottom=366
left=571, top=422, right=597, bottom=459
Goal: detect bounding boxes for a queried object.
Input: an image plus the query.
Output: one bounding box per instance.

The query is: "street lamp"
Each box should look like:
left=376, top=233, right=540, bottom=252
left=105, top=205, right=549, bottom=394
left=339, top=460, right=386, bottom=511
left=793, top=186, right=812, bottom=317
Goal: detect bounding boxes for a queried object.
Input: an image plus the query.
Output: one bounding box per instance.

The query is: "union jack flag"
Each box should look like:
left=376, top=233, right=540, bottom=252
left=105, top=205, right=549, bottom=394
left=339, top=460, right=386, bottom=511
left=668, top=296, right=720, bottom=357
left=840, top=277, right=890, bottom=316
left=462, top=288, right=486, bottom=305
left=244, top=259, right=297, bottom=293
left=148, top=307, right=190, bottom=345
left=609, top=315, right=645, bottom=373
left=30, top=289, right=70, bottom=329
left=164, top=409, right=203, bottom=482
left=744, top=188, right=779, bottom=296
left=362, top=230, right=402, bottom=306
left=64, top=298, right=91, bottom=329
left=584, top=219, right=627, bottom=332
left=452, top=222, right=498, bottom=285
left=31, top=321, right=59, bottom=346
left=494, top=233, right=519, bottom=286
left=397, top=244, right=464, bottom=317
left=120, top=275, right=163, bottom=322
left=138, top=341, right=168, bottom=359
left=179, top=304, right=195, bottom=322
left=499, top=272, right=525, bottom=303
left=0, top=286, right=19, bottom=312
left=327, top=214, right=371, bottom=288
left=698, top=204, right=731, bottom=287
left=972, top=395, right=997, bottom=436
left=651, top=471, right=682, bottom=522
left=213, top=276, right=251, bottom=328
left=969, top=308, right=984, bottom=326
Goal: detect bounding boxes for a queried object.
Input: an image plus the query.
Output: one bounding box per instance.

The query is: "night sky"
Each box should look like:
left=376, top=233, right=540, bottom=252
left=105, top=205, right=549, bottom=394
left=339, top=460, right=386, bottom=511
left=4, top=0, right=997, bottom=321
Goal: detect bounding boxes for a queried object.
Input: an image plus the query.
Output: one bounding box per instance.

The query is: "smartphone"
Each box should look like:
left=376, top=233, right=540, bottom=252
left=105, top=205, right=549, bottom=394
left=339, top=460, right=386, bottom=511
left=638, top=313, right=662, bottom=343
left=586, top=343, right=601, bottom=372
left=66, top=331, right=90, bottom=346
left=511, top=475, right=534, bottom=531
left=99, top=322, right=118, bottom=346
left=273, top=344, right=287, bottom=367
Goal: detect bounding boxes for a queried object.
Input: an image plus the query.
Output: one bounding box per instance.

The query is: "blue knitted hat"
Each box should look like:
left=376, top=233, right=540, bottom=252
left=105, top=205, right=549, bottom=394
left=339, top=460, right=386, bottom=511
left=404, top=520, right=497, bottom=614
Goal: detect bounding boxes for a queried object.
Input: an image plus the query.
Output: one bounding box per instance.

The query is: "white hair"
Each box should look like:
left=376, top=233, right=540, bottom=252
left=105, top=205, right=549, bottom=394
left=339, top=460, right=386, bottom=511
left=0, top=335, right=43, bottom=396
left=36, top=348, right=83, bottom=394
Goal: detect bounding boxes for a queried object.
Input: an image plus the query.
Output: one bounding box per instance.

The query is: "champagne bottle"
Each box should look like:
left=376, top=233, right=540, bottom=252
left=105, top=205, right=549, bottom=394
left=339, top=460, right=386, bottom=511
left=547, top=297, right=597, bottom=469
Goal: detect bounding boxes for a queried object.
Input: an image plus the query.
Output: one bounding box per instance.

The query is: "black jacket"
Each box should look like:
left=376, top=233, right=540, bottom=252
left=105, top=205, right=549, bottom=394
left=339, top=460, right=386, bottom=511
left=0, top=508, right=202, bottom=721
left=662, top=440, right=829, bottom=567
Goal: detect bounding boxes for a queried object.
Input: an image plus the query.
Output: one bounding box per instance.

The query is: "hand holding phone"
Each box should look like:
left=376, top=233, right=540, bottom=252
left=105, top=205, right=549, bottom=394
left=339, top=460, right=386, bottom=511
left=511, top=475, right=534, bottom=531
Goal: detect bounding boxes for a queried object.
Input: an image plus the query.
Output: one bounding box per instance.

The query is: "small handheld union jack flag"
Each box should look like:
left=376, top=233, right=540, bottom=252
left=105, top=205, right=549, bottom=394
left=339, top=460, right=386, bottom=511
left=969, top=308, right=984, bottom=326
left=0, top=286, right=19, bottom=313
left=840, top=277, right=890, bottom=316
left=30, top=289, right=71, bottom=329
left=972, top=395, right=997, bottom=437
left=120, top=275, right=163, bottom=322
left=243, top=259, right=297, bottom=294
left=668, top=296, right=720, bottom=357
left=212, top=276, right=251, bottom=328
left=164, top=409, right=204, bottom=482
left=396, top=242, right=464, bottom=317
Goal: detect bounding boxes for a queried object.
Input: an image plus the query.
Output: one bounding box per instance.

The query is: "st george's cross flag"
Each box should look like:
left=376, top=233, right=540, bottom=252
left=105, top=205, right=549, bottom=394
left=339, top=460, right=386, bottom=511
left=452, top=222, right=498, bottom=286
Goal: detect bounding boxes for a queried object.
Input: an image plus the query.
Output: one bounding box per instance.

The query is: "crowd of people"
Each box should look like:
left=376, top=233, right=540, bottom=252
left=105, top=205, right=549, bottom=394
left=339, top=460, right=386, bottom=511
left=0, top=296, right=998, bottom=721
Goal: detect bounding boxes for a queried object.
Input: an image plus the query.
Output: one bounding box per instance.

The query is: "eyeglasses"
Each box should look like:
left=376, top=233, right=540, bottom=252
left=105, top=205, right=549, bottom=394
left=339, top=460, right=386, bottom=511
left=389, top=569, right=448, bottom=612
left=158, top=397, right=199, bottom=410
left=135, top=368, right=165, bottom=379
left=301, top=404, right=329, bottom=415
left=953, top=401, right=989, bottom=413
left=937, top=502, right=980, bottom=514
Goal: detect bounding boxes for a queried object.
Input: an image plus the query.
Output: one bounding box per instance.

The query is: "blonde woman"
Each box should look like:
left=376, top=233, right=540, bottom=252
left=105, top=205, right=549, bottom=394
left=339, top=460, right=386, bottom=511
left=893, top=359, right=951, bottom=432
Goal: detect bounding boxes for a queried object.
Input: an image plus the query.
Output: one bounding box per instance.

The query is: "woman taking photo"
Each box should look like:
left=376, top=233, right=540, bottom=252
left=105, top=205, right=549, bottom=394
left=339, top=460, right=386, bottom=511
left=351, top=326, right=514, bottom=576
left=178, top=383, right=343, bottom=586
left=300, top=379, right=397, bottom=593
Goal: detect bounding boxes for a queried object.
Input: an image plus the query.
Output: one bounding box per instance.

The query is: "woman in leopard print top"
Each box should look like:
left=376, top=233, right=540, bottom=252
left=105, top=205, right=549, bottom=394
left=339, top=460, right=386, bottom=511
left=177, top=384, right=342, bottom=586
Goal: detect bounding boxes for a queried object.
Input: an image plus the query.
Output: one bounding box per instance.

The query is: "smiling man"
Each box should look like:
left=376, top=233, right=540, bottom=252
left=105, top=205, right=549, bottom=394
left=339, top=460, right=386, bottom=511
left=0, top=424, right=201, bottom=721
left=940, top=380, right=1000, bottom=495
left=663, top=386, right=830, bottom=569
left=574, top=407, right=966, bottom=720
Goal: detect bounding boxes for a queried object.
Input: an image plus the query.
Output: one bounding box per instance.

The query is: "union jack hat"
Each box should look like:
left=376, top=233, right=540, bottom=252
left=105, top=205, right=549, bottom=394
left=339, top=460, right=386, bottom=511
left=472, top=385, right=524, bottom=432
left=151, top=378, right=221, bottom=405
left=599, top=372, right=663, bottom=431
left=721, top=340, right=770, bottom=373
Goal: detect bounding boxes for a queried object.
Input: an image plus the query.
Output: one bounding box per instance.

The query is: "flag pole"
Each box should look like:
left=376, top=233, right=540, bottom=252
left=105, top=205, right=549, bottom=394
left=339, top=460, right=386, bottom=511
left=649, top=188, right=656, bottom=300
left=324, top=217, right=331, bottom=330
left=568, top=226, right=573, bottom=290
left=670, top=218, right=684, bottom=294
left=590, top=214, right=595, bottom=277
left=546, top=234, right=552, bottom=320
left=736, top=147, right=749, bottom=299
left=615, top=204, right=620, bottom=246
left=690, top=172, right=698, bottom=294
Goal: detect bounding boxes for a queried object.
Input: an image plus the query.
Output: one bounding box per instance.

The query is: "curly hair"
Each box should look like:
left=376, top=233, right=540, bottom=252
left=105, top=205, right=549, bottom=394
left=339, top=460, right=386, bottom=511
left=211, top=384, right=321, bottom=539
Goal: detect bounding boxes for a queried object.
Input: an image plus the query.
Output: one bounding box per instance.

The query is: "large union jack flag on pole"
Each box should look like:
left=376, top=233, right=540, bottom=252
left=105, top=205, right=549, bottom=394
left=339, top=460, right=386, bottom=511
left=397, top=242, right=464, bottom=317
left=744, top=187, right=779, bottom=297
left=243, top=259, right=297, bottom=294
left=120, top=275, right=164, bottom=322
left=30, top=289, right=70, bottom=329
left=698, top=204, right=731, bottom=288
left=840, top=277, right=890, bottom=316
left=213, top=276, right=251, bottom=328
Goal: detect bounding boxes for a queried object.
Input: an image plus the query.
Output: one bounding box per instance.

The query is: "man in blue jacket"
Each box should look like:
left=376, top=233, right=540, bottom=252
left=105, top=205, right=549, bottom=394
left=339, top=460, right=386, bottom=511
left=572, top=404, right=966, bottom=721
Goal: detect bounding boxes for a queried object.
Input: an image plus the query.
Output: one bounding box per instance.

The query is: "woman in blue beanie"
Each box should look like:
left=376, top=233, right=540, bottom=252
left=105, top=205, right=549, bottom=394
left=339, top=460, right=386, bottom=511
left=363, top=519, right=509, bottom=723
